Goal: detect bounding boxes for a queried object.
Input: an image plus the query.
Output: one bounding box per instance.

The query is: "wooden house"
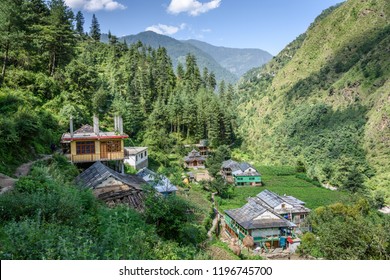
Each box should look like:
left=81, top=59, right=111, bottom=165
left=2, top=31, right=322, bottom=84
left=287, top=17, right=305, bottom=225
left=224, top=197, right=296, bottom=249
left=75, top=161, right=146, bottom=210
left=183, top=149, right=206, bottom=169
left=221, top=159, right=262, bottom=186
left=256, top=190, right=310, bottom=226
left=61, top=115, right=128, bottom=165
left=124, top=147, right=148, bottom=170
left=224, top=189, right=310, bottom=249
left=136, top=168, right=178, bottom=197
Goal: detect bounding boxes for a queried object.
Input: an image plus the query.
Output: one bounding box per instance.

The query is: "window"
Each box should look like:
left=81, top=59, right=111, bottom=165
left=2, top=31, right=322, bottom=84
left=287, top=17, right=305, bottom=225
left=281, top=203, right=286, bottom=209
left=300, top=214, right=305, bottom=220
left=106, top=141, right=121, bottom=152
left=144, top=151, right=147, bottom=157
left=76, top=141, right=95, bottom=154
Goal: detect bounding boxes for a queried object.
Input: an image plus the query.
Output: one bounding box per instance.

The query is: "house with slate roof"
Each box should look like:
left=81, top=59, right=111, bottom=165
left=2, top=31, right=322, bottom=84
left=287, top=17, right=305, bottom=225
left=257, top=189, right=310, bottom=226
left=221, top=159, right=262, bottom=186
left=75, top=161, right=146, bottom=210
left=136, top=168, right=178, bottom=197
left=183, top=149, right=206, bottom=169
left=224, top=189, right=310, bottom=248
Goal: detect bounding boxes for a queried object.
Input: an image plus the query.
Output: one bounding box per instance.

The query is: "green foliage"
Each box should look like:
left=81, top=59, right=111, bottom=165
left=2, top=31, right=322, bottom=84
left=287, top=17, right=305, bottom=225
left=299, top=200, right=390, bottom=260
left=143, top=187, right=207, bottom=246
left=236, top=0, right=390, bottom=201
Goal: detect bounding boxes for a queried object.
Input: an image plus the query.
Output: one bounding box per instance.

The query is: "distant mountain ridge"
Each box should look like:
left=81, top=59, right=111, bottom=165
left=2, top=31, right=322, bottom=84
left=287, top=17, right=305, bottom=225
left=101, top=31, right=272, bottom=83
left=182, top=39, right=273, bottom=77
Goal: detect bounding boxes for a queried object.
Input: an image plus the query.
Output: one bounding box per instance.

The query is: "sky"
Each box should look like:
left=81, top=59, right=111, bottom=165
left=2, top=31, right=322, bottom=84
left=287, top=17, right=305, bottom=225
left=65, top=0, right=345, bottom=55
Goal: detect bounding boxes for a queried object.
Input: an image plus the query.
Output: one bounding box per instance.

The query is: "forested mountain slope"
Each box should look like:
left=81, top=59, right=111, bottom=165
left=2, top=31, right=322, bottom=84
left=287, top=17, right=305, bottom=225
left=237, top=0, right=390, bottom=203
left=102, top=31, right=239, bottom=84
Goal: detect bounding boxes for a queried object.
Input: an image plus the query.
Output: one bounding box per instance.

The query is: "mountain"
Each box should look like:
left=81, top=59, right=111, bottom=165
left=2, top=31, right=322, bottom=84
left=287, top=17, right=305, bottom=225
left=102, top=31, right=272, bottom=84
left=183, top=39, right=273, bottom=77
left=237, top=0, right=390, bottom=203
left=102, top=31, right=238, bottom=84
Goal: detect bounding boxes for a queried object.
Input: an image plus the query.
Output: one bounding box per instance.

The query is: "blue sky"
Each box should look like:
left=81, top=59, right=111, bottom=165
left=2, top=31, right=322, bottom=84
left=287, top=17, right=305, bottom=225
left=65, top=0, right=344, bottom=55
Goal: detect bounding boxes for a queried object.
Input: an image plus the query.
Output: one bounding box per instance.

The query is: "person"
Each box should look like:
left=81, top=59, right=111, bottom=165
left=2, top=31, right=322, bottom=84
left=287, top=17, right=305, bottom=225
left=50, top=143, right=56, bottom=153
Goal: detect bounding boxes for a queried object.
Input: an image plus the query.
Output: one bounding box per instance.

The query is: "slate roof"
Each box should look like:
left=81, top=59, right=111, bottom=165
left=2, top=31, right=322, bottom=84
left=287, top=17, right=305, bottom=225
left=136, top=168, right=178, bottom=193
left=256, top=189, right=310, bottom=214
left=75, top=161, right=146, bottom=190
left=221, top=160, right=260, bottom=176
left=184, top=149, right=205, bottom=162
left=225, top=198, right=295, bottom=230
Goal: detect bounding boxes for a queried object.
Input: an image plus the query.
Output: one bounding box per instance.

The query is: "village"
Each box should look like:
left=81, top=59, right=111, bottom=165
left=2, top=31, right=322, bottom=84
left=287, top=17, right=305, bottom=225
left=59, top=115, right=313, bottom=259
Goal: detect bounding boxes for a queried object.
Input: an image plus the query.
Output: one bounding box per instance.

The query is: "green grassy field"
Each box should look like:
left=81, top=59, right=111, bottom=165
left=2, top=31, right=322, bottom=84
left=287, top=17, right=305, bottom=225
left=216, top=165, right=353, bottom=212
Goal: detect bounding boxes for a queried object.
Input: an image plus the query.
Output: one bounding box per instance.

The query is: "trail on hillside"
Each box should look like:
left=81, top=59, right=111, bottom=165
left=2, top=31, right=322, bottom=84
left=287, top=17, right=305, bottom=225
left=0, top=155, right=52, bottom=195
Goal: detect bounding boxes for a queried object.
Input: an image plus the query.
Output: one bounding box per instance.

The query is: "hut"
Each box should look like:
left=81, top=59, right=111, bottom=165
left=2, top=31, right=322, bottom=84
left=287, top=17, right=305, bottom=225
left=221, top=159, right=262, bottom=186
left=75, top=161, right=146, bottom=210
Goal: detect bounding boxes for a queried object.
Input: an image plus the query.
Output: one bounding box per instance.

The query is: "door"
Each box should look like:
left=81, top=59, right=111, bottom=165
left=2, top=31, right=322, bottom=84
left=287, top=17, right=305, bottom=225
left=101, top=142, right=108, bottom=159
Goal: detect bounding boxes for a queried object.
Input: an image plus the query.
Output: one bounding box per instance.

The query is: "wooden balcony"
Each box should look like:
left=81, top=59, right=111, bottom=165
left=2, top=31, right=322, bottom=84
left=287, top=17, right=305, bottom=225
left=65, top=152, right=124, bottom=163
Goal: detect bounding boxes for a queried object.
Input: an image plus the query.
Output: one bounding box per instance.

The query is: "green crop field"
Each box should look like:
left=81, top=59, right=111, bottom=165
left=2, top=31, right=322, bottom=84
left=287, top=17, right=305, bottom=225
left=216, top=165, right=353, bottom=212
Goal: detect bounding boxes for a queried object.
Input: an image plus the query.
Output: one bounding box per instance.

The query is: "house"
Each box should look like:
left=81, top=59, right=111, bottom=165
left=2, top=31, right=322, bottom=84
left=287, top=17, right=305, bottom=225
left=221, top=159, right=262, bottom=186
left=61, top=115, right=128, bottom=166
left=224, top=197, right=296, bottom=249
left=183, top=149, right=206, bottom=169
left=198, top=139, right=209, bottom=157
left=75, top=161, right=146, bottom=210
left=256, top=190, right=310, bottom=226
left=124, top=147, right=148, bottom=170
left=183, top=139, right=209, bottom=157
left=224, top=189, right=310, bottom=249
left=136, top=168, right=178, bottom=196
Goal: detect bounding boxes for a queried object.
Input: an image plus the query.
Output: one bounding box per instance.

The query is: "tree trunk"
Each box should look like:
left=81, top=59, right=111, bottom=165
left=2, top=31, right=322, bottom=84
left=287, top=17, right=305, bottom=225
left=1, top=42, right=9, bottom=84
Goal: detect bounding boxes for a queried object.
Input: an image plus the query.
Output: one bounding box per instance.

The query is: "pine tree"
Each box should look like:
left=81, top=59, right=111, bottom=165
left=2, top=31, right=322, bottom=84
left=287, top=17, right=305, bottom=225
left=42, top=0, right=75, bottom=76
left=90, top=14, right=101, bottom=42
left=0, top=0, right=26, bottom=84
left=75, top=11, right=84, bottom=35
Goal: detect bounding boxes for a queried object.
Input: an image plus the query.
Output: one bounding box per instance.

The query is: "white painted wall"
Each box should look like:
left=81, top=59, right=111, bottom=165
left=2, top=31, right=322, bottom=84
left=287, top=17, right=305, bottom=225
left=252, top=228, right=280, bottom=238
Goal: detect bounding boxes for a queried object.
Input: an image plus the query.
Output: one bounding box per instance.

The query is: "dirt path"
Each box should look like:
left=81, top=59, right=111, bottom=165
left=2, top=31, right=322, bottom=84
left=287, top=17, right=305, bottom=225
left=0, top=155, right=52, bottom=195
left=207, top=192, right=220, bottom=240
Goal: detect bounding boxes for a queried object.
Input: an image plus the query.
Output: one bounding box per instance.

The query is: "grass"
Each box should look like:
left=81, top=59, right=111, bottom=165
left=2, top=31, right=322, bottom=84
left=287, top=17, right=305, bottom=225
left=216, top=165, right=353, bottom=212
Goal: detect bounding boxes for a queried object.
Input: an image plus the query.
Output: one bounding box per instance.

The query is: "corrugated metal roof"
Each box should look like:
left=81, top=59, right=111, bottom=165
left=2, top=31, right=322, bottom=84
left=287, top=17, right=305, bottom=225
left=75, top=161, right=146, bottom=190
left=257, top=189, right=310, bottom=214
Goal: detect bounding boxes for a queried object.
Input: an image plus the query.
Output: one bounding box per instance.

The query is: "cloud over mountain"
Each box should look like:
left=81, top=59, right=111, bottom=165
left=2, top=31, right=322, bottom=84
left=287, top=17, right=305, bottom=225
left=146, top=23, right=186, bottom=35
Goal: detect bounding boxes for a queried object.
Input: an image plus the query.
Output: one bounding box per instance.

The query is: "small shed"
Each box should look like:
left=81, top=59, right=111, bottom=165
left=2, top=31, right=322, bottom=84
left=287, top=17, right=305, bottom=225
left=75, top=161, right=146, bottom=210
left=136, top=168, right=178, bottom=196
left=124, top=147, right=148, bottom=170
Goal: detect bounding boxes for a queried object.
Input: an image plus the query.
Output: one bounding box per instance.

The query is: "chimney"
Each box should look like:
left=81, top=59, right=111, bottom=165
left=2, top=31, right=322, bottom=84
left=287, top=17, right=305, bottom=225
left=70, top=116, right=74, bottom=137
left=93, top=114, right=99, bottom=135
left=119, top=116, right=123, bottom=135
left=114, top=115, right=118, bottom=132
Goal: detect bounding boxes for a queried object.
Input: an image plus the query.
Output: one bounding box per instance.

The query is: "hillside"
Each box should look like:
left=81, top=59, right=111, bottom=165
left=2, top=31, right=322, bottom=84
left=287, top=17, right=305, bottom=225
left=237, top=0, right=390, bottom=203
left=102, top=31, right=238, bottom=84
left=183, top=39, right=273, bottom=77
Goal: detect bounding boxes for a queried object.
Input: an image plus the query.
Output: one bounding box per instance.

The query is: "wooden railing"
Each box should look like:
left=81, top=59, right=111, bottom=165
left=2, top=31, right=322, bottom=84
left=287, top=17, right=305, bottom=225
left=65, top=152, right=124, bottom=163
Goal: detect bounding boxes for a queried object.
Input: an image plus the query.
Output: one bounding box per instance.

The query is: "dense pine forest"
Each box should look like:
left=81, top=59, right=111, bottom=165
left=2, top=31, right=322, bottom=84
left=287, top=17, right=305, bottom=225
left=0, top=0, right=235, bottom=175
left=0, top=0, right=389, bottom=260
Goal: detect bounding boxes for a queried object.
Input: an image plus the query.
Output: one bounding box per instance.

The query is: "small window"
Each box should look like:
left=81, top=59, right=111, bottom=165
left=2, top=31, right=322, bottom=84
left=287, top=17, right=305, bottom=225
left=144, top=151, right=147, bottom=157
left=300, top=214, right=305, bottom=219
left=281, top=203, right=286, bottom=208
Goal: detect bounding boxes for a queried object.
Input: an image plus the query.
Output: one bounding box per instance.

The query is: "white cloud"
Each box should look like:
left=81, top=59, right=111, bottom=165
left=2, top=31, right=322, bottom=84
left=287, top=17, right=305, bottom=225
left=65, top=0, right=126, bottom=12
left=146, top=23, right=187, bottom=35
left=167, top=0, right=221, bottom=16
